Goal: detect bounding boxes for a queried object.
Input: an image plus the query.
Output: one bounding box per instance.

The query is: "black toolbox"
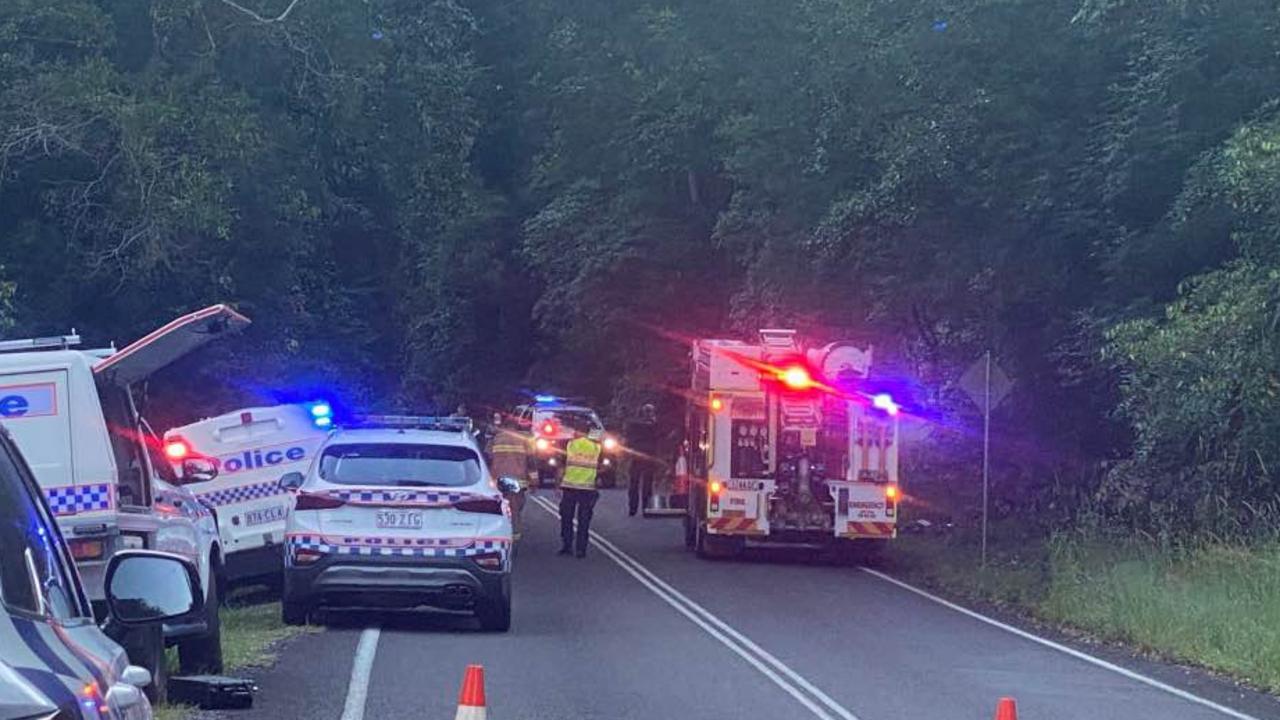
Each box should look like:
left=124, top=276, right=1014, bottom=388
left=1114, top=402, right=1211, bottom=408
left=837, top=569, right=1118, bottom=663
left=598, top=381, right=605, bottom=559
left=168, top=675, right=256, bottom=710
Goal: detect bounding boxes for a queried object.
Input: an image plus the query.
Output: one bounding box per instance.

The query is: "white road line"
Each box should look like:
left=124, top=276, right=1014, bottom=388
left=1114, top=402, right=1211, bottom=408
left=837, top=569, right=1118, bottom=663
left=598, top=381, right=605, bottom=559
left=860, top=568, right=1262, bottom=720
left=532, top=495, right=862, bottom=720
left=339, top=627, right=382, bottom=720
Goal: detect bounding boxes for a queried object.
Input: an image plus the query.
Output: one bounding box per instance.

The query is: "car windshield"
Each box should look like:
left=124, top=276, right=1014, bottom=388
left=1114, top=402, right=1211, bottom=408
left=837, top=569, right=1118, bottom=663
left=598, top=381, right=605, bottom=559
left=536, top=409, right=602, bottom=431
left=318, top=443, right=481, bottom=488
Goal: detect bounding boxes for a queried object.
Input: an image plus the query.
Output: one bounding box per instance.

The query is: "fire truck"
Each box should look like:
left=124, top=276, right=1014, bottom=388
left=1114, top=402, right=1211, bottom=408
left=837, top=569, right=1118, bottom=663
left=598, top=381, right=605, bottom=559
left=681, top=329, right=901, bottom=559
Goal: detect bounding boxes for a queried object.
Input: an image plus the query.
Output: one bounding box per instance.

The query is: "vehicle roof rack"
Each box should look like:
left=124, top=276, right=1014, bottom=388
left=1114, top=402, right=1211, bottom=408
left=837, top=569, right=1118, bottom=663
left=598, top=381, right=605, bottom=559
left=348, top=415, right=474, bottom=433
left=0, top=333, right=82, bottom=354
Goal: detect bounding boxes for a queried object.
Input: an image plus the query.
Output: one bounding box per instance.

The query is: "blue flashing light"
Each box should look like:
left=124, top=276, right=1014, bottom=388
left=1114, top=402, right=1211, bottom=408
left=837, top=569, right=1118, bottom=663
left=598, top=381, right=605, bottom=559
left=314, top=416, right=333, bottom=429
left=872, top=393, right=901, bottom=417
left=534, top=395, right=559, bottom=404
left=309, top=402, right=332, bottom=418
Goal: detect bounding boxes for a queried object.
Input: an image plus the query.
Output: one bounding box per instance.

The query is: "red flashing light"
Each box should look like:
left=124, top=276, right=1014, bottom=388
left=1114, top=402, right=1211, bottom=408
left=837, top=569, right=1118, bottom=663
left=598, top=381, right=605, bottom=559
left=710, top=397, right=724, bottom=412
left=164, top=439, right=190, bottom=461
left=779, top=365, right=814, bottom=391
left=539, top=420, right=558, bottom=436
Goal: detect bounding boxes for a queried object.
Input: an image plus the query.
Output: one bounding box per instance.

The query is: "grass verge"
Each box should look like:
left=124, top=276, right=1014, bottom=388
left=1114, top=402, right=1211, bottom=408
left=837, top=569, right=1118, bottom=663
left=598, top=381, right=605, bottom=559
left=157, top=597, right=317, bottom=719
left=885, top=525, right=1280, bottom=693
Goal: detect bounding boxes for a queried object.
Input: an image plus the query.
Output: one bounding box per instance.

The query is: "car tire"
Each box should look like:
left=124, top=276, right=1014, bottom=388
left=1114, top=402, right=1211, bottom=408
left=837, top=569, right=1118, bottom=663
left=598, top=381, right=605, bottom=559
left=178, top=560, right=224, bottom=674
left=281, top=599, right=310, bottom=626
left=121, top=624, right=168, bottom=706
left=476, top=590, right=512, bottom=632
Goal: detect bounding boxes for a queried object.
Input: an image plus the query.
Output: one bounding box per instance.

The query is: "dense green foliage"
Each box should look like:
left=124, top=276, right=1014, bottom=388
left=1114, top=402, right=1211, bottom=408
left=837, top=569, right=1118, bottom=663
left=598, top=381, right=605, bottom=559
left=1, top=0, right=1277, bottom=540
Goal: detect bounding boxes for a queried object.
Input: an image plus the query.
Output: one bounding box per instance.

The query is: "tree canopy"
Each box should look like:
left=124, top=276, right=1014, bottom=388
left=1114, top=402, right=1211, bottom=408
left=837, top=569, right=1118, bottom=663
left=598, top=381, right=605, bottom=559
left=2, top=0, right=1277, bottom=539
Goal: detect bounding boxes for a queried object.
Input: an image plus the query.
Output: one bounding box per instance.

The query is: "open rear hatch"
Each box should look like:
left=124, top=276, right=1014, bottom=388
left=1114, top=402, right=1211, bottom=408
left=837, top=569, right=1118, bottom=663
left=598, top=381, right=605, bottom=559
left=93, top=304, right=251, bottom=386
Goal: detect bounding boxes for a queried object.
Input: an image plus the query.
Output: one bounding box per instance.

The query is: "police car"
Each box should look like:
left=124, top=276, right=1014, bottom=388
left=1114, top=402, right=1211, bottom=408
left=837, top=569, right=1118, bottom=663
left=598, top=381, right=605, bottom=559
left=278, top=416, right=518, bottom=631
left=515, top=397, right=619, bottom=487
left=0, top=421, right=204, bottom=720
left=163, top=402, right=333, bottom=583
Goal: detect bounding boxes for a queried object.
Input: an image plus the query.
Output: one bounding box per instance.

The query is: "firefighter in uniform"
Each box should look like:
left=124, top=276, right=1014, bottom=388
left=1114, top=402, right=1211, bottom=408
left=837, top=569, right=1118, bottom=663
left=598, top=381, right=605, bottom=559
left=487, top=413, right=530, bottom=540
left=626, top=403, right=660, bottom=516
left=559, top=422, right=602, bottom=558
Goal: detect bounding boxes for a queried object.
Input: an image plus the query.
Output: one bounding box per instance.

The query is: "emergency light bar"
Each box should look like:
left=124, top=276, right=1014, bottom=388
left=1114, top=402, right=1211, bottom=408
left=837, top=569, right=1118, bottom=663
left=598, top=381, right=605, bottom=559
left=349, top=415, right=475, bottom=433
left=0, top=334, right=82, bottom=353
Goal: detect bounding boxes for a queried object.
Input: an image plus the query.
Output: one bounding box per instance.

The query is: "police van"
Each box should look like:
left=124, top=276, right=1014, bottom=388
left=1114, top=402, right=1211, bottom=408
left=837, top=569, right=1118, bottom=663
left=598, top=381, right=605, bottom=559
left=0, top=304, right=249, bottom=685
left=164, top=402, right=333, bottom=582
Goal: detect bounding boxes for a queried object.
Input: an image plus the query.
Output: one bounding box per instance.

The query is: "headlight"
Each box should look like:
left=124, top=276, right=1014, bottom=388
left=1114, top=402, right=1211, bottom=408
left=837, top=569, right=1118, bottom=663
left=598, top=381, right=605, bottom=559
left=535, top=437, right=551, bottom=452
left=602, top=436, right=618, bottom=451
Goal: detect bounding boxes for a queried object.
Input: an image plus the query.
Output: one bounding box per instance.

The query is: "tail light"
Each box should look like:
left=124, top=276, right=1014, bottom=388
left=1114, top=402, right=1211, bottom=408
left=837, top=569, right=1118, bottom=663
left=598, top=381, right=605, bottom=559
left=69, top=539, right=105, bottom=561
left=885, top=485, right=899, bottom=516
left=708, top=480, right=723, bottom=512
left=293, top=548, right=323, bottom=565
left=294, top=492, right=345, bottom=511
left=539, top=420, right=558, bottom=436
left=472, top=552, right=504, bottom=569
left=454, top=498, right=504, bottom=515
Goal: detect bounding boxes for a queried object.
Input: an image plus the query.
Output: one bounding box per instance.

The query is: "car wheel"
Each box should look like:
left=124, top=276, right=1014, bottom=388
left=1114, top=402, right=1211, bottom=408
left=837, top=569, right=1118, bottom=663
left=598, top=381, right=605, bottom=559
left=476, top=590, right=512, bottom=632
left=178, top=561, right=224, bottom=674
left=121, top=624, right=167, bottom=706
left=281, top=599, right=310, bottom=626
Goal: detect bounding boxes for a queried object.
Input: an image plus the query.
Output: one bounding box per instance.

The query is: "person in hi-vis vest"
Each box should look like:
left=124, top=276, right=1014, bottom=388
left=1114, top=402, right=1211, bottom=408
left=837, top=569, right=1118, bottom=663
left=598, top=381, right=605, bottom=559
left=558, top=422, right=602, bottom=558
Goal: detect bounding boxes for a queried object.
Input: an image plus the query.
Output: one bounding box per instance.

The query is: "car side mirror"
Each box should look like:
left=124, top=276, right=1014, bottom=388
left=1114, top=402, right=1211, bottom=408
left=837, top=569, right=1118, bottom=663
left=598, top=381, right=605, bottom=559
left=105, top=551, right=203, bottom=625
left=497, top=476, right=522, bottom=495
left=179, top=457, right=218, bottom=485
left=279, top=471, right=305, bottom=491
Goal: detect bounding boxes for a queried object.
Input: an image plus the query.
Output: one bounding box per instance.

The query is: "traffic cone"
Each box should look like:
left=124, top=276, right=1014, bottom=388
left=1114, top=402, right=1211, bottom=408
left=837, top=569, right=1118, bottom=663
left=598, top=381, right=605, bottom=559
left=454, top=665, right=487, bottom=720
left=994, top=697, right=1017, bottom=720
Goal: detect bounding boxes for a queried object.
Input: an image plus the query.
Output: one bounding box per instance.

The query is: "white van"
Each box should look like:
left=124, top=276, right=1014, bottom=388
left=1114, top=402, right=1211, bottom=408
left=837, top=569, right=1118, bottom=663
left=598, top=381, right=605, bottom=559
left=164, top=402, right=332, bottom=582
left=0, top=304, right=250, bottom=682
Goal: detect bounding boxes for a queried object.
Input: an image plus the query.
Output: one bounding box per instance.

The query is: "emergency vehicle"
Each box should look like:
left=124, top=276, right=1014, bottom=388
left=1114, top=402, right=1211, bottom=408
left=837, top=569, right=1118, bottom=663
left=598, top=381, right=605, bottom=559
left=279, top=416, right=517, bottom=631
left=163, top=402, right=333, bottom=582
left=681, top=329, right=901, bottom=559
left=0, top=421, right=205, bottom=717
left=0, top=304, right=249, bottom=686
left=514, top=398, right=619, bottom=487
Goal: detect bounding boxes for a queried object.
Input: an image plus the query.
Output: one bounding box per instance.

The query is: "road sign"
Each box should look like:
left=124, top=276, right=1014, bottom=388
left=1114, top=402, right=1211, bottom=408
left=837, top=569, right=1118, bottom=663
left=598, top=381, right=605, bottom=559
left=959, top=356, right=1012, bottom=412
left=959, top=352, right=1013, bottom=567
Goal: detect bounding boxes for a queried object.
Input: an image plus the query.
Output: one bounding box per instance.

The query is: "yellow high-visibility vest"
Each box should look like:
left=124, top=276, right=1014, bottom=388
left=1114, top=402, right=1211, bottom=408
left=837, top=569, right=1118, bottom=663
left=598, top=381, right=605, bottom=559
left=561, top=437, right=601, bottom=490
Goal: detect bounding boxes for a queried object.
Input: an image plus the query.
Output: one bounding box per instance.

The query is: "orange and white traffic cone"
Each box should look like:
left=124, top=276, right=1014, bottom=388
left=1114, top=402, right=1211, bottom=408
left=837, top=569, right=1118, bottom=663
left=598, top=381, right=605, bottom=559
left=454, top=665, right=487, bottom=720
left=994, top=697, right=1018, bottom=720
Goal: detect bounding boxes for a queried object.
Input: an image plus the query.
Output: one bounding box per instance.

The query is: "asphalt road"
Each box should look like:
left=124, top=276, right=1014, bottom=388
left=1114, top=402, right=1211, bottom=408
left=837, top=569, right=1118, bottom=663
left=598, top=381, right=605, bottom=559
left=231, top=489, right=1280, bottom=720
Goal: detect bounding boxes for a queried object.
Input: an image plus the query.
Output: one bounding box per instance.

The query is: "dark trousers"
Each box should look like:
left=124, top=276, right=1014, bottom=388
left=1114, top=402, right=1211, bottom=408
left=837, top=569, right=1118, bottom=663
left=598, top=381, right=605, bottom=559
left=559, top=488, right=599, bottom=551
left=628, top=464, right=654, bottom=515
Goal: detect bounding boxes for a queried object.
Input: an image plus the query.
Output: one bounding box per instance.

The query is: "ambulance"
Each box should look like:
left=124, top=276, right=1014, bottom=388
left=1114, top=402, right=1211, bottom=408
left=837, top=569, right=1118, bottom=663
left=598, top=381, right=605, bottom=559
left=681, top=329, right=902, bottom=560
left=0, top=304, right=250, bottom=683
left=163, top=402, right=333, bottom=582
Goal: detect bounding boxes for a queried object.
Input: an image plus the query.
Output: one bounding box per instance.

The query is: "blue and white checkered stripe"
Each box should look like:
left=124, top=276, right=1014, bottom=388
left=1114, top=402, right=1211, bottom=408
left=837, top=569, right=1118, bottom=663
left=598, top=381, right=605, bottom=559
left=43, top=484, right=113, bottom=517
left=198, top=480, right=288, bottom=507
left=287, top=535, right=509, bottom=559
left=324, top=489, right=475, bottom=506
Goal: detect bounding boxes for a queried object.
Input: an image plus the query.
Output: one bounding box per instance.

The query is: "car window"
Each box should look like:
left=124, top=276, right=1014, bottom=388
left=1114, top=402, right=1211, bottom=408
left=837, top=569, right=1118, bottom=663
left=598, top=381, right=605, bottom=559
left=319, top=443, right=482, bottom=488
left=0, top=440, right=85, bottom=621
left=536, top=409, right=603, bottom=431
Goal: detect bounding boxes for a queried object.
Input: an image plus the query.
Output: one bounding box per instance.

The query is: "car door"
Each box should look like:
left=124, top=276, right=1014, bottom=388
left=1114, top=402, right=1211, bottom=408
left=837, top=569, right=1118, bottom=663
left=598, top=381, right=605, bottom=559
left=0, top=430, right=144, bottom=719
left=141, top=423, right=211, bottom=587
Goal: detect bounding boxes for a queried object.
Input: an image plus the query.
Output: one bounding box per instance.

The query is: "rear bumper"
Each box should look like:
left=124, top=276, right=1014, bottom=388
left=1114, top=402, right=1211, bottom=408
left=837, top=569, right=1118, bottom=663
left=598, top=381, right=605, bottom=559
left=284, top=555, right=509, bottom=611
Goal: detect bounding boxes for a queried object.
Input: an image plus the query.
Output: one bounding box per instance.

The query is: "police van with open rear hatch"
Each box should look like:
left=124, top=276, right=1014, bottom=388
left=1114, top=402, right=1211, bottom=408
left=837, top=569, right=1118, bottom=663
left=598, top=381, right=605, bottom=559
left=163, top=402, right=333, bottom=583
left=0, top=305, right=250, bottom=696
left=278, top=415, right=519, bottom=631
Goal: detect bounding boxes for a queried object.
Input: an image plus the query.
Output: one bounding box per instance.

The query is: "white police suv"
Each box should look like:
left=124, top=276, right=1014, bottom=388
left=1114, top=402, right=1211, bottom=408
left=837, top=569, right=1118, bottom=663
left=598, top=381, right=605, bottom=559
left=278, top=416, right=519, bottom=631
